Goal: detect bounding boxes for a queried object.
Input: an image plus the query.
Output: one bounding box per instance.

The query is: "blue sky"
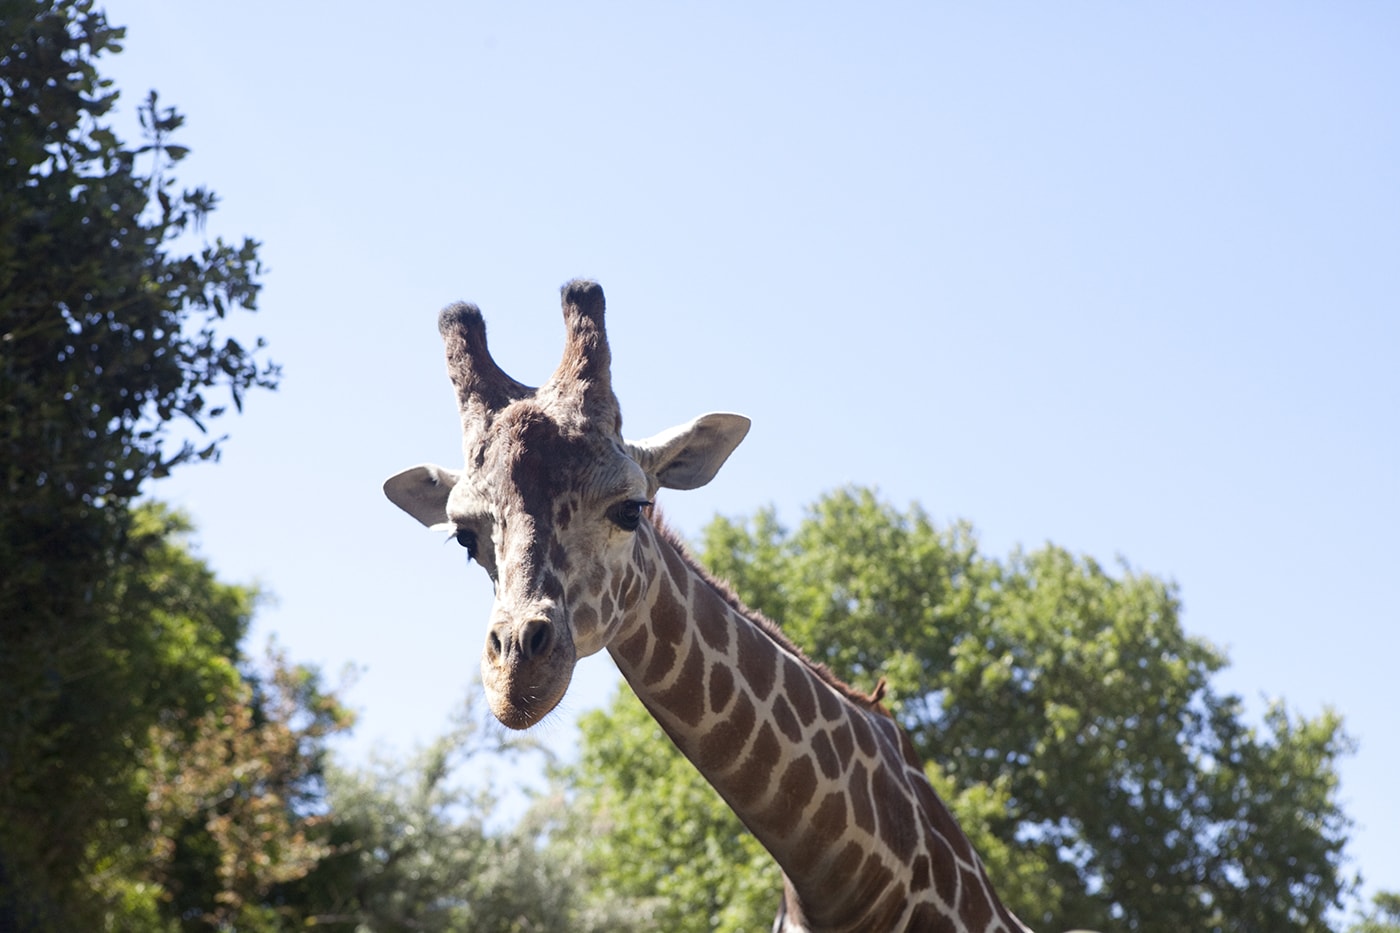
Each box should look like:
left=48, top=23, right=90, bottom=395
left=103, top=1, right=1397, bottom=917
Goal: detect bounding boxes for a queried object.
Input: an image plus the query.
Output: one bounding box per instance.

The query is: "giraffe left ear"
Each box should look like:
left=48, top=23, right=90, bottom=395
left=628, top=412, right=751, bottom=491
left=383, top=464, right=461, bottom=528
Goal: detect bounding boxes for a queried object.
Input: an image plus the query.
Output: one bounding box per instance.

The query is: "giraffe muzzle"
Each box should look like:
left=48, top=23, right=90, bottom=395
left=480, top=613, right=576, bottom=730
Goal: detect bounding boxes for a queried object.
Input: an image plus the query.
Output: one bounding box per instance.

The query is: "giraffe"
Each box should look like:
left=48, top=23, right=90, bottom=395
left=384, top=279, right=1033, bottom=933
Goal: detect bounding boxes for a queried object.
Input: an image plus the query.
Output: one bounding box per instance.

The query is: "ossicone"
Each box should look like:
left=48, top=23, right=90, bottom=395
left=439, top=299, right=533, bottom=441
left=546, top=278, right=618, bottom=429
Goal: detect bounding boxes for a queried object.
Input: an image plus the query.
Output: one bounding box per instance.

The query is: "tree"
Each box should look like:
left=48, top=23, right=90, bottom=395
left=92, top=638, right=354, bottom=932
left=285, top=692, right=627, bottom=933
left=557, top=487, right=1356, bottom=932
left=0, top=500, right=355, bottom=932
left=1350, top=892, right=1400, bottom=933
left=1, top=1, right=275, bottom=923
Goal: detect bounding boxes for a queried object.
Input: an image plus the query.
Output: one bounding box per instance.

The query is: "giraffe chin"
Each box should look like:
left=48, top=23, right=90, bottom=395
left=483, top=674, right=571, bottom=731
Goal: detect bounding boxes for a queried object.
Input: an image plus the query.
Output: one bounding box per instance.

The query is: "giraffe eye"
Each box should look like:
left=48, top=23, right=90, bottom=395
left=609, top=500, right=651, bottom=532
left=455, top=528, right=479, bottom=560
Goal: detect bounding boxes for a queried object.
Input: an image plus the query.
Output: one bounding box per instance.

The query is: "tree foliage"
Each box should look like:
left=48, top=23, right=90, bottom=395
left=93, top=638, right=353, bottom=932
left=286, top=694, right=631, bottom=933
left=0, top=498, right=355, bottom=931
left=1349, top=892, right=1400, bottom=933
left=558, top=487, right=1357, bottom=932
left=1, top=1, right=277, bottom=924
left=1, top=1, right=275, bottom=499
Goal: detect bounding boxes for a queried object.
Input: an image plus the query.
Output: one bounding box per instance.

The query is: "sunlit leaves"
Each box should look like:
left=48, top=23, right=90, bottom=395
left=125, top=652, right=350, bottom=931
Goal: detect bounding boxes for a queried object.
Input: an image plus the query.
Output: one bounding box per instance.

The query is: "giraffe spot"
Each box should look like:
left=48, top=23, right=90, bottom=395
left=555, top=499, right=574, bottom=531
left=810, top=791, right=847, bottom=841
left=849, top=761, right=875, bottom=835
left=730, top=721, right=779, bottom=804
left=783, top=656, right=817, bottom=726
left=850, top=715, right=878, bottom=758
left=930, top=832, right=960, bottom=911
left=613, top=626, right=648, bottom=668
left=912, top=768, right=940, bottom=816
left=907, top=902, right=958, bottom=932
left=644, top=634, right=677, bottom=686
left=787, top=821, right=823, bottom=878
left=650, top=572, right=685, bottom=645
left=695, top=599, right=730, bottom=654
left=959, top=863, right=994, bottom=929
left=915, top=775, right=972, bottom=862
left=549, top=538, right=570, bottom=574
left=782, top=755, right=818, bottom=812
left=867, top=884, right=910, bottom=933
left=660, top=541, right=691, bottom=600
left=805, top=848, right=896, bottom=933
left=829, top=839, right=864, bottom=886
left=696, top=689, right=755, bottom=775
left=910, top=853, right=932, bottom=892
left=572, top=604, right=598, bottom=640
left=655, top=638, right=707, bottom=728
left=736, top=623, right=776, bottom=701
left=771, top=694, right=802, bottom=745
left=600, top=591, right=614, bottom=623
left=708, top=661, right=735, bottom=714
left=855, top=852, right=895, bottom=913
left=811, top=729, right=840, bottom=781
left=830, top=721, right=854, bottom=761
left=539, top=571, right=565, bottom=602
left=645, top=578, right=688, bottom=684
left=870, top=763, right=917, bottom=863
left=872, top=714, right=905, bottom=751
left=816, top=680, right=842, bottom=723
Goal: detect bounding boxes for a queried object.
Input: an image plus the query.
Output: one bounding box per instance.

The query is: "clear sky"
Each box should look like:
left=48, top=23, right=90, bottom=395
left=101, top=1, right=1397, bottom=916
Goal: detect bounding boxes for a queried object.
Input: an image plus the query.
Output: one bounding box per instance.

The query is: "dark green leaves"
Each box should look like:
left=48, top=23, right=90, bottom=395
left=1, top=2, right=277, bottom=925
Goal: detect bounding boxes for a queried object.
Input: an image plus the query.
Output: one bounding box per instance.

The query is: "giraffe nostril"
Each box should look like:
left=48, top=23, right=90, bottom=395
left=521, top=618, right=553, bottom=660
left=487, top=628, right=504, bottom=661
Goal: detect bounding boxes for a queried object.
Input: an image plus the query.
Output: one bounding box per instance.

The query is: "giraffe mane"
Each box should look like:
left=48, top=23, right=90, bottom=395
left=649, top=507, right=893, bottom=717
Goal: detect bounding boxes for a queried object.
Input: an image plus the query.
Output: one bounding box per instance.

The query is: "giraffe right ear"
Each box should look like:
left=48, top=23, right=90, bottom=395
left=628, top=412, right=751, bottom=492
left=383, top=464, right=461, bottom=528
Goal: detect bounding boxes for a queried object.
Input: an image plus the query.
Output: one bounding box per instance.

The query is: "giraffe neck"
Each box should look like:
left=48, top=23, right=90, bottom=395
left=605, top=518, right=1029, bottom=933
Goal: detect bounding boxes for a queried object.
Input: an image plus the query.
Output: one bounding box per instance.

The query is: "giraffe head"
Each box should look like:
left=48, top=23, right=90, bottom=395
left=385, top=280, right=750, bottom=729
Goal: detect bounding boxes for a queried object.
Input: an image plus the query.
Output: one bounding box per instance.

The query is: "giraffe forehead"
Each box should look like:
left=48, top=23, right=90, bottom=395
left=477, top=403, right=643, bottom=516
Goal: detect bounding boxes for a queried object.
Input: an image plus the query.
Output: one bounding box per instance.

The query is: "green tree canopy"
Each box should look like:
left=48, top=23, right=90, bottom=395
left=287, top=693, right=635, bottom=933
left=1, top=1, right=277, bottom=924
left=555, top=487, right=1356, bottom=933
left=93, top=619, right=354, bottom=933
